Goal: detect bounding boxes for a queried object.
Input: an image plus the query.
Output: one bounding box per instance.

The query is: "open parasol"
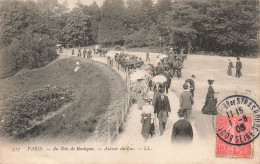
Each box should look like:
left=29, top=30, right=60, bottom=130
left=130, top=70, right=151, bottom=81
left=106, top=53, right=115, bottom=58
left=159, top=54, right=168, bottom=60
left=152, top=75, right=167, bottom=83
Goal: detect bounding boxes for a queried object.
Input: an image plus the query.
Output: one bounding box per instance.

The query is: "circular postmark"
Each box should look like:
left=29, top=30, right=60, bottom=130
left=216, top=94, right=260, bottom=146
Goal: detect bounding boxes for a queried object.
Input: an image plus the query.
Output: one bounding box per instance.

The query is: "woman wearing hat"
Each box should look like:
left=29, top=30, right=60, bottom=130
left=202, top=79, right=218, bottom=115
left=141, top=98, right=155, bottom=141
left=227, top=59, right=234, bottom=76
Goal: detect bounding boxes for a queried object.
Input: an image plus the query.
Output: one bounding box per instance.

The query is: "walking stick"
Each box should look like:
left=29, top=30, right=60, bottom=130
left=154, top=114, right=158, bottom=135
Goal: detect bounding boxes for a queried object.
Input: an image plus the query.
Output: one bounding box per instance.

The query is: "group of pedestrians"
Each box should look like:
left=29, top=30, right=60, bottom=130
left=136, top=52, right=195, bottom=144
left=72, top=48, right=93, bottom=59
left=227, top=57, right=243, bottom=78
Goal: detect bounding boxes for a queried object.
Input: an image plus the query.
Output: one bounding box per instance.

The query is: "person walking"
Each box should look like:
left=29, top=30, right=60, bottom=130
left=155, top=62, right=164, bottom=75
left=164, top=67, right=172, bottom=94
left=171, top=109, right=193, bottom=144
left=141, top=98, right=155, bottom=141
left=185, top=75, right=195, bottom=97
left=154, top=89, right=171, bottom=136
left=83, top=48, right=86, bottom=58
left=202, top=79, right=218, bottom=115
left=78, top=48, right=81, bottom=58
left=146, top=51, right=150, bottom=62
left=72, top=48, right=75, bottom=56
left=152, top=83, right=162, bottom=106
left=235, top=57, right=242, bottom=78
left=227, top=59, right=234, bottom=76
left=176, top=59, right=183, bottom=79
left=180, top=83, right=194, bottom=122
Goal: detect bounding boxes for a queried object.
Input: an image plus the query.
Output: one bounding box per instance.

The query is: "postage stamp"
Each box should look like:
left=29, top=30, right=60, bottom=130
left=216, top=95, right=260, bottom=158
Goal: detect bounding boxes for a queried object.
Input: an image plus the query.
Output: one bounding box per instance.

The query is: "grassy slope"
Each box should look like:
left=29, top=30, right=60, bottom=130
left=0, top=56, right=126, bottom=143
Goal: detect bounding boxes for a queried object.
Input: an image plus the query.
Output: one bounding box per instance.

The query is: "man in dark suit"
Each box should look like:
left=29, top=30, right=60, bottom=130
left=146, top=51, right=150, bottom=62
left=154, top=89, right=171, bottom=136
left=83, top=48, right=86, bottom=58
left=164, top=67, right=172, bottom=94
left=171, top=109, right=193, bottom=144
left=185, top=75, right=195, bottom=97
left=155, top=62, right=164, bottom=75
left=235, top=57, right=242, bottom=78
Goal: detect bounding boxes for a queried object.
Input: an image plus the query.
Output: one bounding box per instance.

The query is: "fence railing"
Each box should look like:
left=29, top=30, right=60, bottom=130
left=90, top=56, right=132, bottom=144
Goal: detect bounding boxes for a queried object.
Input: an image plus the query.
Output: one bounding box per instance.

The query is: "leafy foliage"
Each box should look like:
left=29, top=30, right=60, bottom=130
left=62, top=9, right=92, bottom=46
left=98, top=0, right=126, bottom=45
left=0, top=0, right=61, bottom=78
left=0, top=85, right=74, bottom=138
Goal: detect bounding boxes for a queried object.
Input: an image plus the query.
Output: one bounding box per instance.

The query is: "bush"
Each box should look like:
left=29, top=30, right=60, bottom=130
left=0, top=34, right=58, bottom=78
left=0, top=85, right=74, bottom=137
left=124, top=30, right=150, bottom=48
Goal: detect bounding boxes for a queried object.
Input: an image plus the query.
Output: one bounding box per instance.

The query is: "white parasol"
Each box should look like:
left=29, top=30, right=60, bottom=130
left=106, top=53, right=115, bottom=58
left=159, top=54, right=168, bottom=59
left=130, top=70, right=151, bottom=81
left=152, top=75, right=167, bottom=83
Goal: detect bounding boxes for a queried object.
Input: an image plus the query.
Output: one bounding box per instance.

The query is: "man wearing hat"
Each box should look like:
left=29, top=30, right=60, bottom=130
left=185, top=75, right=195, bottom=97
left=171, top=109, right=193, bottom=144
left=235, top=57, right=242, bottom=78
left=146, top=51, right=150, bottom=62
left=155, top=62, right=164, bottom=75
left=180, top=83, right=194, bottom=122
left=154, top=88, right=171, bottom=136
left=176, top=59, right=183, bottom=78
left=164, top=67, right=172, bottom=94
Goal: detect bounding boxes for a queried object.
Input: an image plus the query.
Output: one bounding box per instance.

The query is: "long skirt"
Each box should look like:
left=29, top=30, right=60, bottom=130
left=141, top=114, right=151, bottom=139
left=227, top=67, right=232, bottom=75
left=202, top=98, right=217, bottom=115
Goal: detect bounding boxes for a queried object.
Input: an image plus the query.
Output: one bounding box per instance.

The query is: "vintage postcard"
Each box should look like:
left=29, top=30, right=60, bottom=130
left=0, top=0, right=259, bottom=163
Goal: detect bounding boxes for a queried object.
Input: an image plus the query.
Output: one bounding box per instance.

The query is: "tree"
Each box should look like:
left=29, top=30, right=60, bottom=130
left=160, top=1, right=199, bottom=53
left=80, top=1, right=101, bottom=44
left=156, top=0, right=172, bottom=14
left=0, top=0, right=58, bottom=78
left=98, top=0, right=126, bottom=45
left=62, top=9, right=92, bottom=46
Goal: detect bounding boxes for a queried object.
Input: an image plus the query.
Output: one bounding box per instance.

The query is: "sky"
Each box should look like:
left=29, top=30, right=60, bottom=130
left=58, top=0, right=106, bottom=9
left=58, top=0, right=159, bottom=9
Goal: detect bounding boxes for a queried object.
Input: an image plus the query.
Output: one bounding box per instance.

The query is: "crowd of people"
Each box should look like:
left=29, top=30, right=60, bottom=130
left=67, top=46, right=242, bottom=144
left=105, top=50, right=198, bottom=144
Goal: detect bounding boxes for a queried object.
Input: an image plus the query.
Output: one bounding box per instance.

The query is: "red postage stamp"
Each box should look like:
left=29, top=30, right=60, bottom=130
left=216, top=95, right=260, bottom=158
left=216, top=115, right=252, bottom=158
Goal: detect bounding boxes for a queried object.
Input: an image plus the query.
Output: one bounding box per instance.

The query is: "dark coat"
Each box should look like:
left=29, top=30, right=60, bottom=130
left=171, top=119, right=193, bottom=144
left=180, top=90, right=194, bottom=109
left=152, top=85, right=162, bottom=106
left=154, top=95, right=171, bottom=115
left=202, top=85, right=217, bottom=115
left=236, top=61, right=242, bottom=70
left=155, top=66, right=164, bottom=75
left=227, top=62, right=234, bottom=75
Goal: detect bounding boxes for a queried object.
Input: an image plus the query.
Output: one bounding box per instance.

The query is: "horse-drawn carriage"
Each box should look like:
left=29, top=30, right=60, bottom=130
left=94, top=45, right=109, bottom=57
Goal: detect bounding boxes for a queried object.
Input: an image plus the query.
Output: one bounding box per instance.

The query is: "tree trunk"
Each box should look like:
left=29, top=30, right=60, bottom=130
left=187, top=40, right=192, bottom=54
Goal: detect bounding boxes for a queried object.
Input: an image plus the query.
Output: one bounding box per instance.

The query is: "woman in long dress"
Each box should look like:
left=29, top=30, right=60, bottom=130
left=141, top=98, right=155, bottom=141
left=202, top=80, right=218, bottom=115
left=227, top=59, right=234, bottom=76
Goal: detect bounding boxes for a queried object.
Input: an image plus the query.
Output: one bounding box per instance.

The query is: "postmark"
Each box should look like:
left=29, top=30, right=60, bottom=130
left=215, top=94, right=260, bottom=158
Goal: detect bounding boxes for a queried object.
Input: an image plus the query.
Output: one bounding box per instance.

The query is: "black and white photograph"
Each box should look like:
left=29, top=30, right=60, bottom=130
left=0, top=0, right=259, bottom=163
